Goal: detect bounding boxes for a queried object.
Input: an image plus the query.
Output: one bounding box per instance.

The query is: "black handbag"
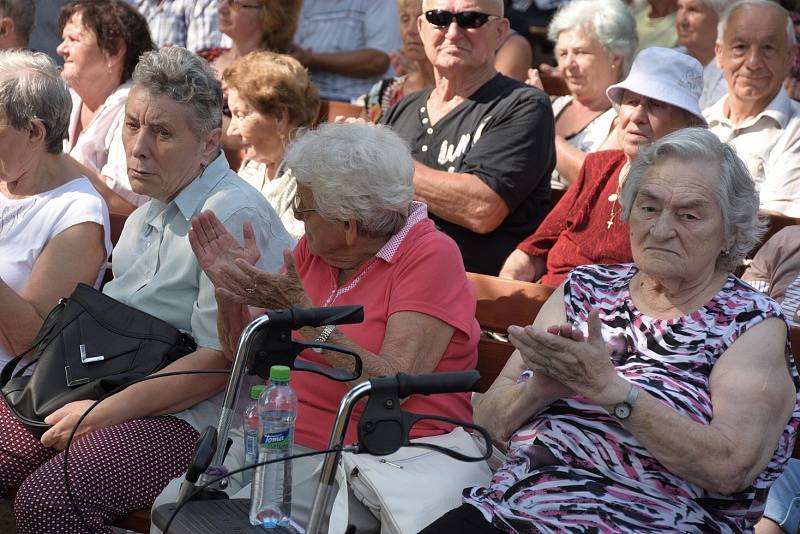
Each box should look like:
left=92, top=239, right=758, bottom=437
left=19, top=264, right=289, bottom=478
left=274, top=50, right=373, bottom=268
left=0, top=283, right=197, bottom=438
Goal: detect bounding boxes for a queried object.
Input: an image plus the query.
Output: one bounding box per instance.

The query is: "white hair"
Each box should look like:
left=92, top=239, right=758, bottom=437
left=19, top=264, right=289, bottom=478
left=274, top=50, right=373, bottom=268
left=0, top=49, right=71, bottom=154
left=284, top=122, right=415, bottom=237
left=547, top=0, right=638, bottom=76
left=717, top=0, right=796, bottom=47
left=619, top=127, right=764, bottom=271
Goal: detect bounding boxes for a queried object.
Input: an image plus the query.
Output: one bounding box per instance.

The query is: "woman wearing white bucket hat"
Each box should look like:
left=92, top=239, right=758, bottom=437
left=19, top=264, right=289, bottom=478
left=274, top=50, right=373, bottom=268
left=500, top=47, right=707, bottom=286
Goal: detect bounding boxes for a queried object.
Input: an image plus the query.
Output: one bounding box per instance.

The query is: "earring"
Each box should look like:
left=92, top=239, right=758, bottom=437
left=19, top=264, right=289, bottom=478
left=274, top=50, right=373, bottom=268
left=720, top=249, right=730, bottom=258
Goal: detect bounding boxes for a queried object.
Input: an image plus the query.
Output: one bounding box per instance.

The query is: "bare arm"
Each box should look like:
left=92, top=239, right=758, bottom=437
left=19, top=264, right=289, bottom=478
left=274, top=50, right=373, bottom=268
left=290, top=45, right=390, bottom=79
left=621, top=318, right=795, bottom=494
left=495, top=34, right=533, bottom=82
left=474, top=284, right=570, bottom=440
left=0, top=222, right=106, bottom=356
left=554, top=136, right=588, bottom=186
left=516, top=308, right=796, bottom=495
left=41, top=346, right=231, bottom=450
left=413, top=161, right=509, bottom=234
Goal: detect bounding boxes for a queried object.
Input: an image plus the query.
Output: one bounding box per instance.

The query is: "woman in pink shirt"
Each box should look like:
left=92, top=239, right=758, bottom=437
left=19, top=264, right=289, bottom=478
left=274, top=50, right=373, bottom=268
left=190, top=121, right=480, bottom=449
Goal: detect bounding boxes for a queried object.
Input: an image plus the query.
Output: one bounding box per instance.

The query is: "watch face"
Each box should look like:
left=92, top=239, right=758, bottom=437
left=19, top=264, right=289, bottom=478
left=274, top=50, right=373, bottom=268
left=613, top=402, right=631, bottom=419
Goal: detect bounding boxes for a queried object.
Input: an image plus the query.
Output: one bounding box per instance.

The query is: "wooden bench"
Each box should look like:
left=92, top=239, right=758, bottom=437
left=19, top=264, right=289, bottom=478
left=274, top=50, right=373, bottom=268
left=467, top=272, right=555, bottom=392
left=316, top=99, right=364, bottom=124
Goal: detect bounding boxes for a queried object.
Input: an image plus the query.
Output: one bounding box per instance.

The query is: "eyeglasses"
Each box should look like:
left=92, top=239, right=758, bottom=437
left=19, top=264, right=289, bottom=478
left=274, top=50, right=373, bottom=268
left=292, top=193, right=317, bottom=216
left=424, top=9, right=500, bottom=29
left=221, top=0, right=262, bottom=12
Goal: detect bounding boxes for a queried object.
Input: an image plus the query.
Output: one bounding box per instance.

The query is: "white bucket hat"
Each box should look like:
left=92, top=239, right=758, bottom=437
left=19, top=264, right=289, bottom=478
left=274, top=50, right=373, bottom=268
left=606, top=47, right=706, bottom=125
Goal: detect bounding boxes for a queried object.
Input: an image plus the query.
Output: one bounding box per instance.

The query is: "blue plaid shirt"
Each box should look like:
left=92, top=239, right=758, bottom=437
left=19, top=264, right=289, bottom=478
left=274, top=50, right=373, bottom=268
left=126, top=0, right=224, bottom=52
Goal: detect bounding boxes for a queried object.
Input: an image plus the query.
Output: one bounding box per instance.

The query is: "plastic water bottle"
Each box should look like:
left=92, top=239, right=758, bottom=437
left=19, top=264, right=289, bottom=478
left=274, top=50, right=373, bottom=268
left=249, top=365, right=297, bottom=528
left=243, top=384, right=266, bottom=486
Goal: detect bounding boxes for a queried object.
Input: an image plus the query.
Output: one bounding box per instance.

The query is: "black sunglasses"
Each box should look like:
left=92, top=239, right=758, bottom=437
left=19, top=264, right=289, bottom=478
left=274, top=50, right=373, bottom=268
left=424, top=9, right=500, bottom=29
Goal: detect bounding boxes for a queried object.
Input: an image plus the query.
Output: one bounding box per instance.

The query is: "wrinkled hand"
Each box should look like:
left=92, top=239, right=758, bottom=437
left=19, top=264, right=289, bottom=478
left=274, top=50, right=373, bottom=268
left=525, top=68, right=544, bottom=91
left=189, top=210, right=261, bottom=289
left=215, top=288, right=254, bottom=361
left=508, top=309, right=627, bottom=406
left=41, top=400, right=99, bottom=451
left=216, top=249, right=313, bottom=310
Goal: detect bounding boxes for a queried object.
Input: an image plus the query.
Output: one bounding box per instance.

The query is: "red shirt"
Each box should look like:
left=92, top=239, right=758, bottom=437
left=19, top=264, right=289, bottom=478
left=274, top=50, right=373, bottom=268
left=292, top=205, right=480, bottom=450
left=518, top=150, right=633, bottom=286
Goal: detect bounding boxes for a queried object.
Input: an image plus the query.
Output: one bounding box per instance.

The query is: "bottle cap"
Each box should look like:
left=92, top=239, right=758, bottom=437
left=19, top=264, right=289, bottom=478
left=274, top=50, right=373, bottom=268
left=269, top=365, right=291, bottom=381
left=249, top=384, right=266, bottom=400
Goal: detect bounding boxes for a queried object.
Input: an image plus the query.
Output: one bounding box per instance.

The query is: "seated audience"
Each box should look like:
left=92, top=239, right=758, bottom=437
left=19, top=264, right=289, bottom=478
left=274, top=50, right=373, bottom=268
left=424, top=127, right=800, bottom=533
left=57, top=0, right=154, bottom=214
left=0, top=50, right=110, bottom=369
left=182, top=121, right=479, bottom=526
left=705, top=0, right=800, bottom=217
left=223, top=51, right=319, bottom=240
left=382, top=0, right=556, bottom=275
left=540, top=0, right=637, bottom=186
left=743, top=226, right=800, bottom=303
left=0, top=0, right=35, bottom=49
left=676, top=0, right=733, bottom=109
left=290, top=0, right=402, bottom=102
left=500, top=47, right=706, bottom=286
left=494, top=0, right=533, bottom=81
left=634, top=0, right=679, bottom=52
left=0, top=46, right=293, bottom=532
left=126, top=0, right=224, bottom=54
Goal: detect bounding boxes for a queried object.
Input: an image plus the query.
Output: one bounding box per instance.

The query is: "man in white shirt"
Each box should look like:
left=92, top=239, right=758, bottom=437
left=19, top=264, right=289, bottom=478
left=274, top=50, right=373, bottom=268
left=704, top=0, right=800, bottom=217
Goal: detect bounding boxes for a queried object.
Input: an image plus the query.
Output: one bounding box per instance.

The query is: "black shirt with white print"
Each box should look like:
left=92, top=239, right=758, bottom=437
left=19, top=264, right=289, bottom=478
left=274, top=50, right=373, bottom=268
left=382, top=73, right=555, bottom=275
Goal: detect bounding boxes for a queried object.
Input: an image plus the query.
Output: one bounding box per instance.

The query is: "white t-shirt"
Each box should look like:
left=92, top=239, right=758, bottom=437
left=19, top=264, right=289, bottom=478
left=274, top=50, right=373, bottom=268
left=551, top=95, right=617, bottom=188
left=238, top=160, right=305, bottom=240
left=0, top=177, right=112, bottom=366
left=64, top=82, right=131, bottom=173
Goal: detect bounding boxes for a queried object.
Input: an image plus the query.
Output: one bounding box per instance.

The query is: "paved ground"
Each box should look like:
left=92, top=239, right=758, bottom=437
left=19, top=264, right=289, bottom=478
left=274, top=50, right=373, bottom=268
left=0, top=499, right=14, bottom=533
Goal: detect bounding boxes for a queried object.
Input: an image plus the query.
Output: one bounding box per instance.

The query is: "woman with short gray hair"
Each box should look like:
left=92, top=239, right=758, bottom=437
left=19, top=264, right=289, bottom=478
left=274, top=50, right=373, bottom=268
left=190, top=120, right=479, bottom=464
left=536, top=0, right=637, bottom=185
left=426, top=124, right=799, bottom=532
left=0, top=49, right=110, bottom=371
left=3, top=45, right=294, bottom=533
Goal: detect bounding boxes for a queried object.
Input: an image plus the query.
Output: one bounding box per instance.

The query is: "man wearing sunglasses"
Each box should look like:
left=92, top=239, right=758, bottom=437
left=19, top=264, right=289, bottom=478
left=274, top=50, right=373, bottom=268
left=381, top=0, right=555, bottom=276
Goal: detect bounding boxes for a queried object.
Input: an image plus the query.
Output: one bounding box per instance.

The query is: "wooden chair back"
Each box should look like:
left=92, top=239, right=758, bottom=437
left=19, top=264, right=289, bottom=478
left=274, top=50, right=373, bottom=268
left=467, top=272, right=555, bottom=392
left=316, top=100, right=364, bottom=124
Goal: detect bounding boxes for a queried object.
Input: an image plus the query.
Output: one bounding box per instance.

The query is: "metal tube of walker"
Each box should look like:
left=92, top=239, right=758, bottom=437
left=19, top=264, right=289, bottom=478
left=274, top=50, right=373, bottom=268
left=198, top=314, right=272, bottom=488
left=306, top=380, right=373, bottom=534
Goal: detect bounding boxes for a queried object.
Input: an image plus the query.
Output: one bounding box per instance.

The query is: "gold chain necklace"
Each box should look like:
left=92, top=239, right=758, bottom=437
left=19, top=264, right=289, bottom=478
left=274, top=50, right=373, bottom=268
left=606, top=161, right=630, bottom=229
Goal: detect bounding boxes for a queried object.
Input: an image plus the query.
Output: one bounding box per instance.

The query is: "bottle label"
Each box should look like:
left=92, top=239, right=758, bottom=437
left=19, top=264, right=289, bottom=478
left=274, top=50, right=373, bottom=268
left=261, top=428, right=290, bottom=450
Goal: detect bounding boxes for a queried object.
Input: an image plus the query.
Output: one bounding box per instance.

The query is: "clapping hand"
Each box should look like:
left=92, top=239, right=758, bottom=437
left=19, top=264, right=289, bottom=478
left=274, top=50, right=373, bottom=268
left=189, top=210, right=261, bottom=289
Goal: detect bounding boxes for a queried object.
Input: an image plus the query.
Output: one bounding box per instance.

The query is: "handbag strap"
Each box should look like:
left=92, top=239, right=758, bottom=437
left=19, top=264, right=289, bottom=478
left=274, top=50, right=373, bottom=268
left=0, top=298, right=67, bottom=388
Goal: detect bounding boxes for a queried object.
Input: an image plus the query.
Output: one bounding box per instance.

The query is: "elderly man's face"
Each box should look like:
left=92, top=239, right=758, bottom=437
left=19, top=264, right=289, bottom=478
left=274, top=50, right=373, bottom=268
left=628, top=157, right=728, bottom=285
left=418, top=0, right=508, bottom=73
left=716, top=4, right=794, bottom=108
left=123, top=85, right=220, bottom=203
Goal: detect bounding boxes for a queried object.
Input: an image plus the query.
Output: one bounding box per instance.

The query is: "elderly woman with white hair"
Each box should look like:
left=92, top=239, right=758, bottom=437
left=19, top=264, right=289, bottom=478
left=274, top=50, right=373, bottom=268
left=537, top=0, right=637, bottom=186
left=676, top=0, right=735, bottom=109
left=0, top=49, right=110, bottom=370
left=192, top=121, right=479, bottom=451
left=0, top=46, right=293, bottom=533
left=424, top=127, right=800, bottom=533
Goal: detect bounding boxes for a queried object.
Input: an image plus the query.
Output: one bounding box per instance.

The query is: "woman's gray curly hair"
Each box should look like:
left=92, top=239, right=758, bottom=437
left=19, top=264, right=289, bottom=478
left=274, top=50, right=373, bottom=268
left=619, top=127, right=764, bottom=272
left=284, top=122, right=415, bottom=238
left=131, top=47, right=222, bottom=138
